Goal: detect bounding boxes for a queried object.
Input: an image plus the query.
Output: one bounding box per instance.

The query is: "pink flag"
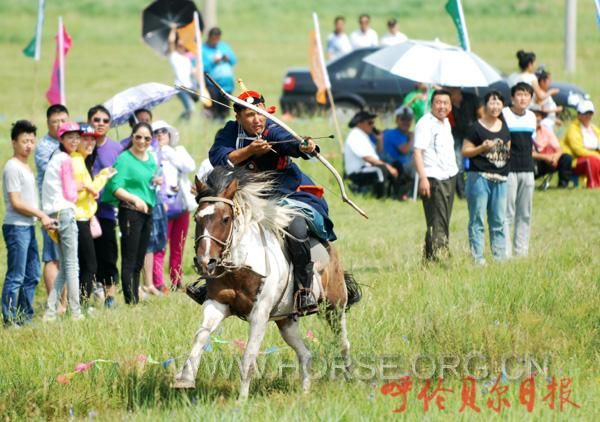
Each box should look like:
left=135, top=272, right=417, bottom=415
left=46, top=20, right=72, bottom=104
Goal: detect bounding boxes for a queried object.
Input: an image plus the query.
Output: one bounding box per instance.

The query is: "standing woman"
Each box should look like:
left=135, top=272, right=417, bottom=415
left=462, top=91, right=511, bottom=265
left=101, top=123, right=157, bottom=304
left=151, top=120, right=195, bottom=291
left=71, top=124, right=115, bottom=306
left=509, top=50, right=558, bottom=103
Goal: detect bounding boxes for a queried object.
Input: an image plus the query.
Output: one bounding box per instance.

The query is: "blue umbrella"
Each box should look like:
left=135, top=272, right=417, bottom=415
left=103, top=82, right=178, bottom=127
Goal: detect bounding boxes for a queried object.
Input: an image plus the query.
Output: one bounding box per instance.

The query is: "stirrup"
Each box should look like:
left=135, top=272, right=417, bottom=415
left=293, top=289, right=319, bottom=316
left=185, top=280, right=208, bottom=306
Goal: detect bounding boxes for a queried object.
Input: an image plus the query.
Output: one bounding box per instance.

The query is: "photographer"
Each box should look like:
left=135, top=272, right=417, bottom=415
left=343, top=111, right=400, bottom=198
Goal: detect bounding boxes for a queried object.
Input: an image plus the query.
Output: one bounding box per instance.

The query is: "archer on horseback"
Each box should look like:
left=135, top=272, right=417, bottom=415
left=189, top=82, right=336, bottom=314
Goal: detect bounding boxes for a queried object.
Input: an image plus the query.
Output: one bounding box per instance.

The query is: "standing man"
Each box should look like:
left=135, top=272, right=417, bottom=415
left=350, top=14, right=378, bottom=49
left=3, top=121, right=55, bottom=326
left=203, top=27, right=237, bottom=120
left=344, top=111, right=399, bottom=198
left=502, top=82, right=536, bottom=257
left=414, top=90, right=459, bottom=261
left=380, top=18, right=408, bottom=46
left=327, top=16, right=352, bottom=61
left=89, top=105, right=123, bottom=308
left=447, top=87, right=479, bottom=198
left=34, top=104, right=68, bottom=298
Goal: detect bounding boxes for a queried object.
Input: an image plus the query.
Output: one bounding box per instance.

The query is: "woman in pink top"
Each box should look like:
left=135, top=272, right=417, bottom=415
left=41, top=122, right=83, bottom=321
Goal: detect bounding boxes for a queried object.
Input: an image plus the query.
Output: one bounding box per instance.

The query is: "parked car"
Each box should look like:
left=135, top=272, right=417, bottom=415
left=280, top=47, right=588, bottom=120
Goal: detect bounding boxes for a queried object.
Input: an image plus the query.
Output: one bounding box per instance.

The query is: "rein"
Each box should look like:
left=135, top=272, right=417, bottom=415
left=194, top=196, right=237, bottom=274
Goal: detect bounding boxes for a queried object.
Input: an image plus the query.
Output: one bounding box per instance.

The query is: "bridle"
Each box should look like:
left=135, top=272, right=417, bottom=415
left=193, top=196, right=238, bottom=276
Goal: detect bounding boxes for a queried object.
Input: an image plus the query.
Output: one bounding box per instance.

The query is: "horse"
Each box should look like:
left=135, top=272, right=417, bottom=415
left=173, top=166, right=361, bottom=400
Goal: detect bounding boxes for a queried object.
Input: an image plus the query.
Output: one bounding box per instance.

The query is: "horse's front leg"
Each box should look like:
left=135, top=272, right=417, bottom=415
left=276, top=318, right=312, bottom=393
left=174, top=300, right=230, bottom=389
left=238, top=306, right=270, bottom=401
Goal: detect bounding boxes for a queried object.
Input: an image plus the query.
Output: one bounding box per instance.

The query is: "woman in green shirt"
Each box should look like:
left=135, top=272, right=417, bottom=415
left=101, top=122, right=157, bottom=304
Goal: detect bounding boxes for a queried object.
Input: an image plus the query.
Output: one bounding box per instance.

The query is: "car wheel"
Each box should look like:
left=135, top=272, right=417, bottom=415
left=333, top=101, right=362, bottom=124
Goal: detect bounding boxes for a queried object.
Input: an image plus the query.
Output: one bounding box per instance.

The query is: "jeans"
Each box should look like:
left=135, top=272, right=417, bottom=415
left=176, top=90, right=195, bottom=119
left=41, top=227, right=59, bottom=262
left=153, top=211, right=190, bottom=288
left=505, top=172, right=535, bottom=257
left=1, top=225, right=40, bottom=324
left=119, top=207, right=152, bottom=304
left=46, top=208, right=81, bottom=318
left=465, top=173, right=508, bottom=263
left=422, top=176, right=456, bottom=260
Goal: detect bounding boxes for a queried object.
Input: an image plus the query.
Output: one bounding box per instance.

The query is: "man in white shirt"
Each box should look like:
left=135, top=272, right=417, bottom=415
left=413, top=90, right=459, bottom=260
left=327, top=16, right=352, bottom=61
left=344, top=111, right=398, bottom=198
left=380, top=18, right=408, bottom=46
left=350, top=14, right=378, bottom=49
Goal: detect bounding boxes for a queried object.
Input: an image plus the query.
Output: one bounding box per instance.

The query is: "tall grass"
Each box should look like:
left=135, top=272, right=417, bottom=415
left=0, top=0, right=599, bottom=420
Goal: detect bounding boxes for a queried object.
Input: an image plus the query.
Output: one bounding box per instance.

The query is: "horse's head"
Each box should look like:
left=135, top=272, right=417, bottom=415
left=193, top=176, right=239, bottom=276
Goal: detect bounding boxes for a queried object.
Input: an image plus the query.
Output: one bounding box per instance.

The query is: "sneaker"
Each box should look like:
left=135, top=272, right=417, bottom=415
left=72, top=313, right=85, bottom=321
left=92, top=284, right=105, bottom=306
left=105, top=296, right=116, bottom=309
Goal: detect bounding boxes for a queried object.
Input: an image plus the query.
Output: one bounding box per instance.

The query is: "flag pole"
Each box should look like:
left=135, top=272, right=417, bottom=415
left=193, top=11, right=212, bottom=109
left=313, top=12, right=344, bottom=154
left=58, top=16, right=66, bottom=105
left=30, top=0, right=45, bottom=117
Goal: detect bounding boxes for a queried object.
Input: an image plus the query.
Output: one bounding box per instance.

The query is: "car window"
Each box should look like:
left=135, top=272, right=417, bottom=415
left=331, top=52, right=364, bottom=80
left=360, top=63, right=393, bottom=81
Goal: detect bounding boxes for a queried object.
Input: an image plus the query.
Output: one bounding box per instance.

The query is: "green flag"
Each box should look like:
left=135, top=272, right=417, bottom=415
left=23, top=36, right=37, bottom=58
left=22, top=0, right=45, bottom=60
left=445, top=0, right=471, bottom=51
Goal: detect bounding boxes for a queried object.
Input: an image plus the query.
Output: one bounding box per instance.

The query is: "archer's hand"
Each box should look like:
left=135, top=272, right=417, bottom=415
left=299, top=137, right=316, bottom=154
left=246, top=139, right=271, bottom=157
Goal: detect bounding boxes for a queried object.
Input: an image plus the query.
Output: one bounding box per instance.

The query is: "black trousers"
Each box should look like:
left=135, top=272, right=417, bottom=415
left=94, top=217, right=119, bottom=287
left=285, top=216, right=313, bottom=290
left=348, top=164, right=401, bottom=198
left=535, top=154, right=573, bottom=187
left=118, top=207, right=152, bottom=305
left=422, top=176, right=456, bottom=261
left=77, top=220, right=97, bottom=302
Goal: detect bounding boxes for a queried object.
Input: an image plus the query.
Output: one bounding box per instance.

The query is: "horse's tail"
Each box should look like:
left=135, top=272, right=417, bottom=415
left=344, top=272, right=362, bottom=309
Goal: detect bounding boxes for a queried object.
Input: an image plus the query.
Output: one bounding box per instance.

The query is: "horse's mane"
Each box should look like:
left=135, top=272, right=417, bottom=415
left=200, top=166, right=299, bottom=241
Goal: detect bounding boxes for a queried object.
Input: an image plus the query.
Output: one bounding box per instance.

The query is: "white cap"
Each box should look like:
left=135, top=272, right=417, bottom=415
left=577, top=100, right=595, bottom=114
left=151, top=120, right=180, bottom=145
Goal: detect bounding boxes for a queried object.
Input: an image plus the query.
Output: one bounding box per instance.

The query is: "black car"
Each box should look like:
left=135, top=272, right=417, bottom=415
left=280, top=47, right=588, bottom=119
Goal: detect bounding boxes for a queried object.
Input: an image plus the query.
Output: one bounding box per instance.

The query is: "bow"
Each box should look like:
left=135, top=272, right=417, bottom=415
left=202, top=74, right=368, bottom=219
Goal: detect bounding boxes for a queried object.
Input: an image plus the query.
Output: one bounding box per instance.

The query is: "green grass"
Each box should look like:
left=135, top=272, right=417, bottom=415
left=0, top=0, right=599, bottom=420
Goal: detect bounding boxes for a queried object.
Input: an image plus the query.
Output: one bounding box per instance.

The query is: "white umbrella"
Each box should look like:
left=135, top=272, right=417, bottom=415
left=363, top=39, right=502, bottom=87
left=103, top=82, right=178, bottom=127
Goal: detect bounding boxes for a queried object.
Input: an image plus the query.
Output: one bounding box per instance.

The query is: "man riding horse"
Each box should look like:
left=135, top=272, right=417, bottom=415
left=188, top=86, right=336, bottom=314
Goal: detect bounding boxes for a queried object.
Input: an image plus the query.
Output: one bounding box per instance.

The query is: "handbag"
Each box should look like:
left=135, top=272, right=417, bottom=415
left=90, top=215, right=102, bottom=239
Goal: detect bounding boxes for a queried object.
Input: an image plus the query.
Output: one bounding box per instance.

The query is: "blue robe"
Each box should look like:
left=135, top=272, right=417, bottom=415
left=208, top=120, right=336, bottom=241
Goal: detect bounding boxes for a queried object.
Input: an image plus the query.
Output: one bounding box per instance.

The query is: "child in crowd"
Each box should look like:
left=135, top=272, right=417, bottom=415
left=2, top=120, right=55, bottom=327
left=71, top=124, right=116, bottom=307
left=41, top=122, right=83, bottom=321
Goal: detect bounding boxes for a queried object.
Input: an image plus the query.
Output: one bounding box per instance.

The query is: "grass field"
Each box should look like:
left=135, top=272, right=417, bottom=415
left=0, top=0, right=599, bottom=420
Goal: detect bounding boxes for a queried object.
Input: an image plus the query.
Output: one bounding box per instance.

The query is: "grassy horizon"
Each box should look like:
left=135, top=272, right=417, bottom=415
left=0, top=1, right=599, bottom=420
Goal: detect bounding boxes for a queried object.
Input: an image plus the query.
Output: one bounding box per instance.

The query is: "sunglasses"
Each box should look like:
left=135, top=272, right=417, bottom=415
left=153, top=128, right=169, bottom=135
left=133, top=134, right=152, bottom=142
left=93, top=117, right=110, bottom=124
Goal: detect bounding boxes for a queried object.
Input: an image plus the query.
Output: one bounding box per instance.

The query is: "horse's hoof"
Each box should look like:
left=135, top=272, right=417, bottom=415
left=173, top=378, right=196, bottom=389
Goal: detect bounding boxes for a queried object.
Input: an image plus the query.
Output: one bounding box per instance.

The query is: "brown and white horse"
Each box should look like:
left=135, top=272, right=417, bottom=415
left=174, top=167, right=361, bottom=400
